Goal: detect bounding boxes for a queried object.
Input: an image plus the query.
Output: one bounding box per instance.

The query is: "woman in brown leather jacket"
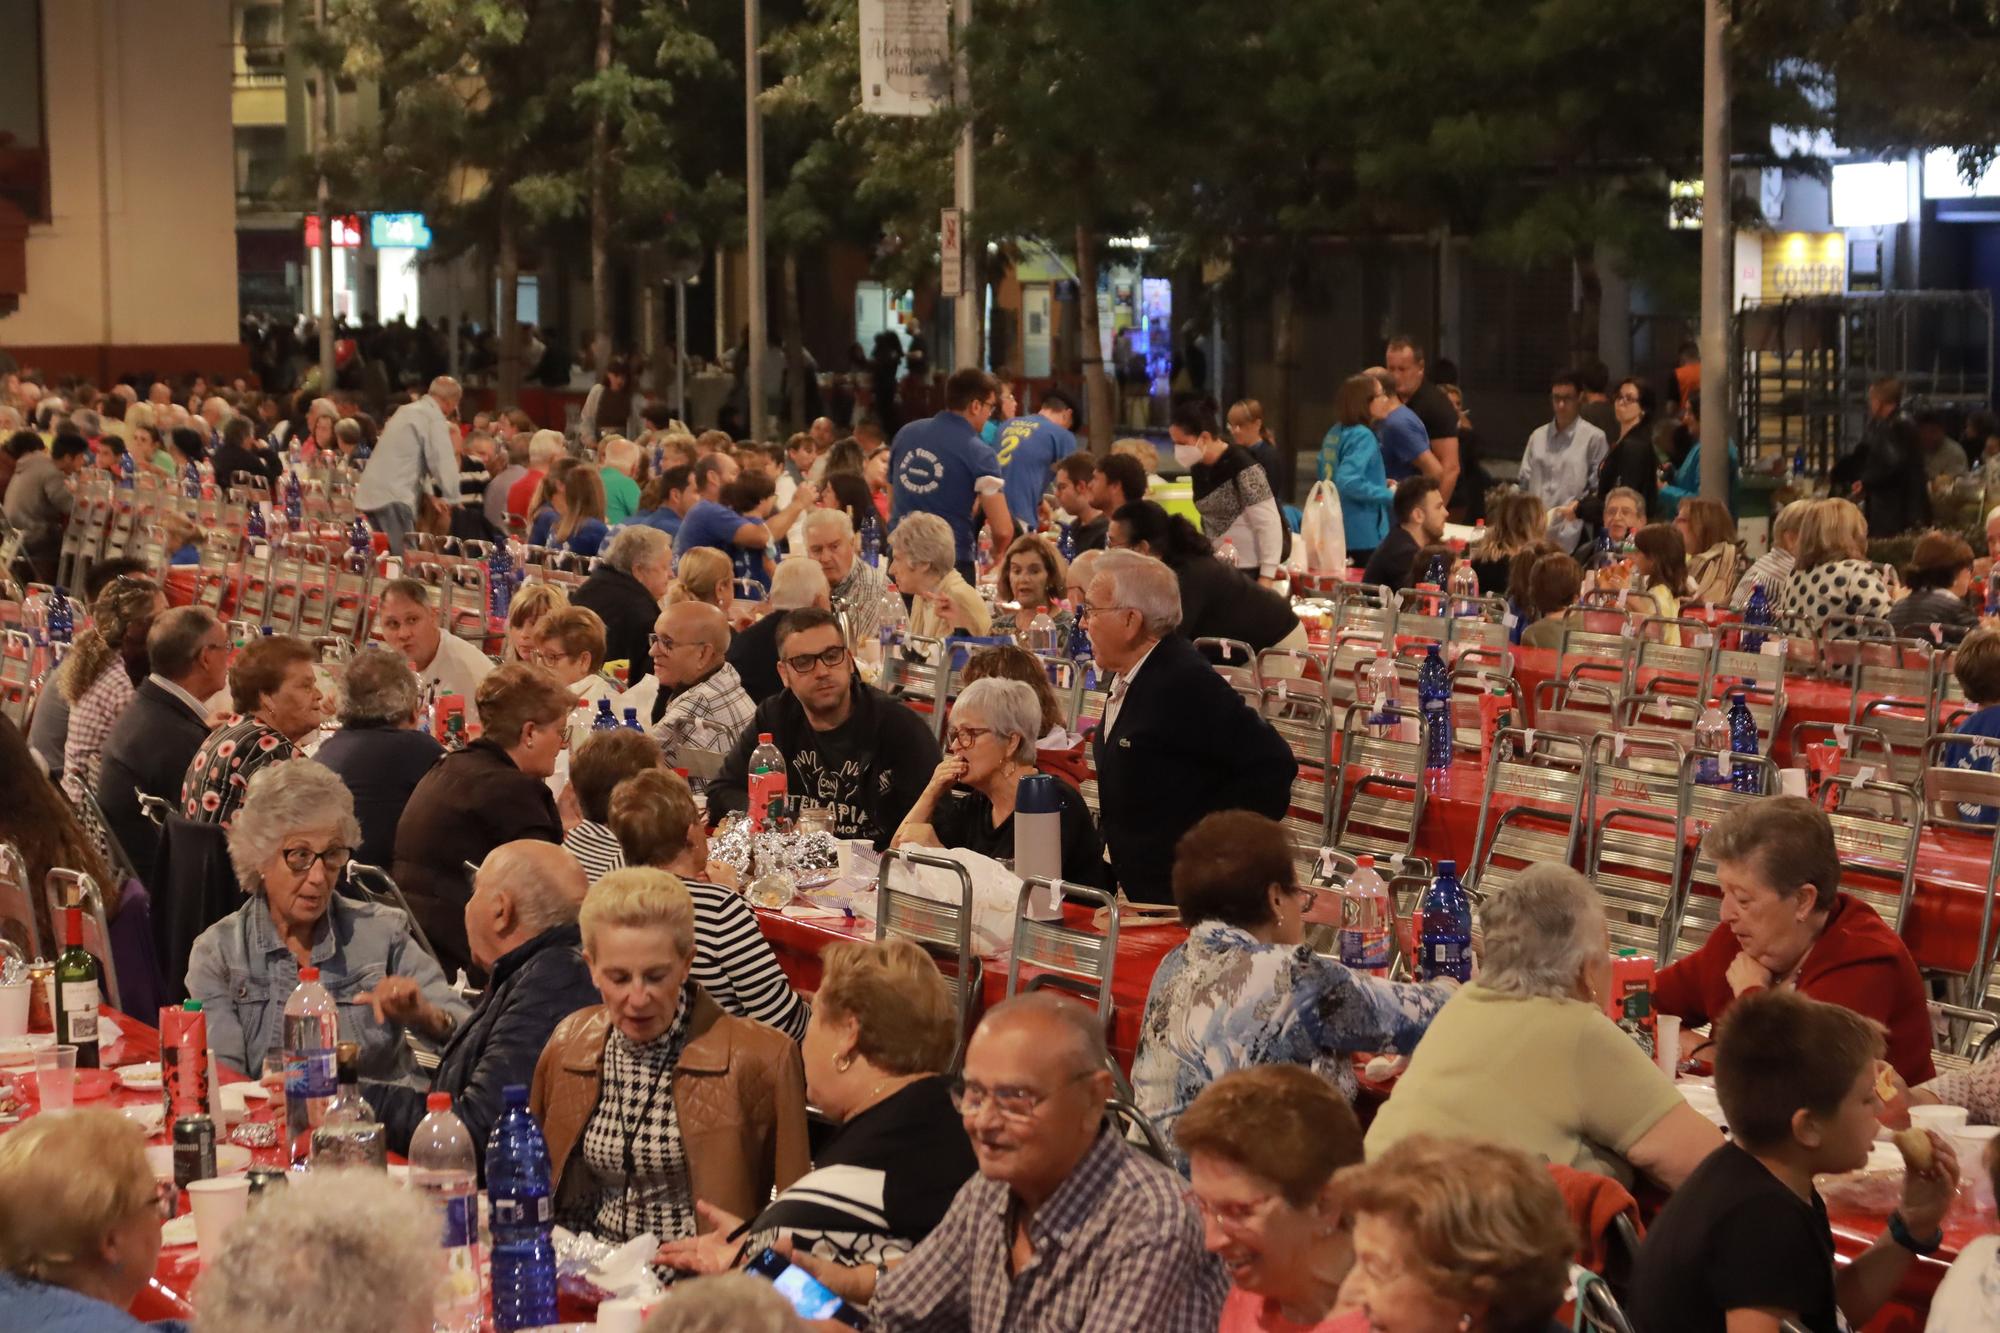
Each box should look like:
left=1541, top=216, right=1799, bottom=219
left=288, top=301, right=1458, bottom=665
left=530, top=868, right=809, bottom=1242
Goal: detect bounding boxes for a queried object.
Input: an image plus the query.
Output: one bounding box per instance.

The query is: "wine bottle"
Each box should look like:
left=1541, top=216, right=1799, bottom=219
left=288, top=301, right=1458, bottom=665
left=52, top=907, right=101, bottom=1069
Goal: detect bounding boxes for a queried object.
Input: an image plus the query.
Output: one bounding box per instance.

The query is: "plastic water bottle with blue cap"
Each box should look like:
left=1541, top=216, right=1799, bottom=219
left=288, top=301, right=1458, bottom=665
left=487, top=1085, right=557, bottom=1331
left=1419, top=860, right=1471, bottom=982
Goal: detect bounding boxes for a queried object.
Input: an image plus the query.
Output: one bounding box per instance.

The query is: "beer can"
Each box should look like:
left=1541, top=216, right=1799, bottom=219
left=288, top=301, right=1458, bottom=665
left=25, top=963, right=52, bottom=1035
left=172, top=1114, right=217, bottom=1198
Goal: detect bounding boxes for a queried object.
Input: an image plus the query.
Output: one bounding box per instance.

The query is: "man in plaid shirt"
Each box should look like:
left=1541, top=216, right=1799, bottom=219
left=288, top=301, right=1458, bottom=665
left=642, top=601, right=754, bottom=767
left=789, top=992, right=1225, bottom=1330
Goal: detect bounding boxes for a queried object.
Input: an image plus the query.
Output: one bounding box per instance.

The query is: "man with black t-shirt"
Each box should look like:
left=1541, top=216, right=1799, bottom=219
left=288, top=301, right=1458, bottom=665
left=708, top=608, right=941, bottom=847
left=1361, top=476, right=1446, bottom=592
left=1053, top=454, right=1108, bottom=552
left=1629, top=990, right=1958, bottom=1333
left=1386, top=336, right=1460, bottom=508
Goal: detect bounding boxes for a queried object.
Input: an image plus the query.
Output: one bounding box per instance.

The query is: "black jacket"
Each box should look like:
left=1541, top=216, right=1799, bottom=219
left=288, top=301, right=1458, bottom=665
left=571, top=564, right=661, bottom=689
left=363, top=922, right=599, bottom=1172
left=99, top=679, right=209, bottom=873
left=392, top=740, right=562, bottom=984
left=149, top=814, right=238, bottom=1005
left=708, top=678, right=942, bottom=849
left=724, top=610, right=785, bottom=704
left=1172, top=555, right=1299, bottom=655
left=1850, top=413, right=1931, bottom=538
left=1576, top=426, right=1660, bottom=531
left=1091, top=633, right=1297, bottom=903
left=314, top=723, right=447, bottom=868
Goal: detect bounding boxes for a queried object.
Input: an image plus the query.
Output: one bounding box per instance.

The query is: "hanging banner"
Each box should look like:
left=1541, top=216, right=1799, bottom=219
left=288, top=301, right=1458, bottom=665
left=859, top=0, right=952, bottom=117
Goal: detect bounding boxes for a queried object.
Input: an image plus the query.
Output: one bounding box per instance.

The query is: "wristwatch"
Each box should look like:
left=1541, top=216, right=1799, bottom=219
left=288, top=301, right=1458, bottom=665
left=1886, top=1210, right=1943, bottom=1256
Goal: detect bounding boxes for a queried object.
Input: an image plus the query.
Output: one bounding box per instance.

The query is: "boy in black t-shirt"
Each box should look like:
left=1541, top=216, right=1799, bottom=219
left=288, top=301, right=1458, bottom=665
left=1628, top=991, right=1959, bottom=1333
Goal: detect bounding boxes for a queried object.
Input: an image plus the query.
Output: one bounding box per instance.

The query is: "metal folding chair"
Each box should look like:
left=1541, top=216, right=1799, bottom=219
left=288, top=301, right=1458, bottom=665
left=1466, top=730, right=1587, bottom=901
left=1105, top=1097, right=1173, bottom=1165
left=875, top=848, right=982, bottom=1071
left=1665, top=752, right=1778, bottom=962
left=0, top=843, right=41, bottom=960
left=345, top=862, right=439, bottom=964
left=1329, top=703, right=1428, bottom=865
left=1006, top=877, right=1129, bottom=1093
left=1821, top=775, right=1922, bottom=938
left=1193, top=637, right=1261, bottom=695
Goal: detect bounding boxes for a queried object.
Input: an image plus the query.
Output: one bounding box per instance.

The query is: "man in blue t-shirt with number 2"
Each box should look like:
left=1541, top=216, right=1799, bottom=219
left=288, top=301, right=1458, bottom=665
left=992, top=389, right=1079, bottom=530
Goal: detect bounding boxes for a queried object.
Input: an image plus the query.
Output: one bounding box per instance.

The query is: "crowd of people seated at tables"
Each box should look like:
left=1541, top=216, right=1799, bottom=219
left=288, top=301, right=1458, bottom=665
left=12, top=361, right=2000, bottom=1332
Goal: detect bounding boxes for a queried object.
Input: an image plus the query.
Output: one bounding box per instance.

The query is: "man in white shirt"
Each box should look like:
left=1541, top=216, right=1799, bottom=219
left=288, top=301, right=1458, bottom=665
left=374, top=578, right=494, bottom=729
left=355, top=376, right=464, bottom=555
left=1520, top=369, right=1608, bottom=551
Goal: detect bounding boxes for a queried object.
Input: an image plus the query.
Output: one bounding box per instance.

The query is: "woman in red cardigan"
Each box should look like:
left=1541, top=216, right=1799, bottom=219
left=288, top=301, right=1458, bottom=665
left=1655, top=796, right=1935, bottom=1084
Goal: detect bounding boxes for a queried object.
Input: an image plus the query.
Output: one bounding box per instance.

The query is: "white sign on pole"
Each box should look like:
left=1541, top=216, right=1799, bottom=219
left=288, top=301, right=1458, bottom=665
left=859, top=0, right=952, bottom=117
left=940, top=207, right=963, bottom=299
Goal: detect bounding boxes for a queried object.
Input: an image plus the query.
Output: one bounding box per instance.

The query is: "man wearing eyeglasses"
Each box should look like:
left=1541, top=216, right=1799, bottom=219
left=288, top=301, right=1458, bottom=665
left=708, top=607, right=940, bottom=846
left=1086, top=551, right=1297, bottom=905
left=615, top=601, right=756, bottom=768
left=1521, top=369, right=1608, bottom=551
left=782, top=992, right=1225, bottom=1329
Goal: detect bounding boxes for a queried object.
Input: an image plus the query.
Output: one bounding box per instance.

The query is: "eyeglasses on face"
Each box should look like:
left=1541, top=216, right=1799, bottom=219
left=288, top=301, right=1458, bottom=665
left=781, top=645, right=849, bottom=674
left=649, top=632, right=696, bottom=652
left=1182, top=1185, right=1281, bottom=1232
left=945, top=724, right=994, bottom=751
left=948, top=1071, right=1091, bottom=1120
left=281, top=845, right=352, bottom=875
left=1615, top=393, right=1641, bottom=405
left=1077, top=603, right=1135, bottom=622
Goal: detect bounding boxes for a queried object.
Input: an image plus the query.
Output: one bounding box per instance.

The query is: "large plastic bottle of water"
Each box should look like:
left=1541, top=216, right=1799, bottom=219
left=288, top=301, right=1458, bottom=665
left=621, top=707, right=645, bottom=733
left=487, top=1085, right=557, bottom=1332
left=1447, top=560, right=1481, bottom=613
left=1339, top=855, right=1392, bottom=978
left=411, top=1092, right=483, bottom=1333
left=1417, top=643, right=1452, bottom=777
left=1728, top=691, right=1760, bottom=793
left=1419, top=860, right=1472, bottom=982
left=1363, top=652, right=1399, bottom=740
left=282, top=966, right=338, bottom=1167
left=877, top=587, right=910, bottom=655
left=1694, top=697, right=1728, bottom=785
left=589, top=698, right=618, bottom=732
left=1741, top=582, right=1771, bottom=651
left=748, top=732, right=788, bottom=829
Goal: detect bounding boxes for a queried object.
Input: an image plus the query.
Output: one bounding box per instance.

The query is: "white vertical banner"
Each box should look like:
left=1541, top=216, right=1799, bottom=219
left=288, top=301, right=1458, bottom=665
left=859, top=0, right=952, bottom=117
left=940, top=206, right=964, bottom=299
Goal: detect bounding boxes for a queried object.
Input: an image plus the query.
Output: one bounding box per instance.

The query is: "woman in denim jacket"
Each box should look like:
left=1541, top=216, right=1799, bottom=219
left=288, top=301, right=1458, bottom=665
left=186, top=759, right=467, bottom=1089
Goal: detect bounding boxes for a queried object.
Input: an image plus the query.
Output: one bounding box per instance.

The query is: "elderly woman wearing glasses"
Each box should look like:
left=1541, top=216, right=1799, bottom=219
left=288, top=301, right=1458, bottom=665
left=1132, top=810, right=1456, bottom=1173
left=0, top=1109, right=180, bottom=1333
left=187, top=760, right=468, bottom=1086
left=892, top=677, right=1102, bottom=885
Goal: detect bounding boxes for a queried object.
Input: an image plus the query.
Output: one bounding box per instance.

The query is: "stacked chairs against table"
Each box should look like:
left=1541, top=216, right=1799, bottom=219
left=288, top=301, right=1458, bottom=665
left=1260, top=677, right=1335, bottom=889
left=1464, top=730, right=1586, bottom=903
left=1659, top=749, right=1780, bottom=965
left=873, top=848, right=981, bottom=1072
left=1193, top=636, right=1264, bottom=709
left=1328, top=700, right=1430, bottom=872
left=1845, top=634, right=1941, bottom=785
left=55, top=477, right=115, bottom=590
left=1919, top=731, right=2000, bottom=1004
left=1583, top=732, right=1689, bottom=957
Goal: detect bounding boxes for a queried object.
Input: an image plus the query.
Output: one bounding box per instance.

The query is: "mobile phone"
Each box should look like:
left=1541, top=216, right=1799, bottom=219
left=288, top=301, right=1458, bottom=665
left=744, top=1246, right=867, bottom=1327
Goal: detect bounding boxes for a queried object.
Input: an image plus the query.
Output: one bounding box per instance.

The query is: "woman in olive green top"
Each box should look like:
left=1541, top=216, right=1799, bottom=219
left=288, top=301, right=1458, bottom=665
left=1364, top=864, right=1722, bottom=1189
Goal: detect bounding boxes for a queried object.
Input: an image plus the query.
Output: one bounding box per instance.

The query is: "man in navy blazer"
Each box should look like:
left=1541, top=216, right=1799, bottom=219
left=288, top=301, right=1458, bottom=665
left=98, top=607, right=228, bottom=871
left=1086, top=551, right=1298, bottom=903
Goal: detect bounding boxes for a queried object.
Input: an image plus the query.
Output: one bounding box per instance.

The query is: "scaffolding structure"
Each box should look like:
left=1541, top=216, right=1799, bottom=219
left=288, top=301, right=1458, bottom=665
left=1733, top=291, right=1994, bottom=476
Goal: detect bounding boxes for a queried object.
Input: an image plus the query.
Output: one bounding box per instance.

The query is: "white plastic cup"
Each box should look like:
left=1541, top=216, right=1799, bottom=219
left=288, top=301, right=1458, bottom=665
left=33, top=1044, right=77, bottom=1111
left=595, top=1299, right=644, bottom=1333
left=1910, top=1104, right=1972, bottom=1134
left=186, top=1176, right=252, bottom=1261
left=1655, top=1014, right=1682, bottom=1081
left=1778, top=768, right=1808, bottom=798
left=0, top=981, right=28, bottom=1038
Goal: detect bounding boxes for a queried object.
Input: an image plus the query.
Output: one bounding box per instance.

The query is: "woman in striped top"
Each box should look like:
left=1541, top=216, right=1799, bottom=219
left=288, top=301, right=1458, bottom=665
left=608, top=768, right=810, bottom=1041
left=562, top=728, right=662, bottom=882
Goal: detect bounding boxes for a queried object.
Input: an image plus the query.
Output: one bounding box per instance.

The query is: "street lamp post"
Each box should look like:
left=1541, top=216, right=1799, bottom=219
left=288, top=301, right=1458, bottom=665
left=744, top=0, right=768, bottom=439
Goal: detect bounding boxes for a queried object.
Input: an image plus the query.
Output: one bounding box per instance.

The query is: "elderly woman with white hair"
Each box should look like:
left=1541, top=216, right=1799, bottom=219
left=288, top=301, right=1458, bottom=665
left=0, top=1109, right=181, bottom=1332
left=892, top=510, right=991, bottom=638
left=893, top=677, right=1102, bottom=885
left=573, top=522, right=677, bottom=688
left=1363, top=864, right=1722, bottom=1190
left=186, top=760, right=468, bottom=1086
left=196, top=1168, right=440, bottom=1333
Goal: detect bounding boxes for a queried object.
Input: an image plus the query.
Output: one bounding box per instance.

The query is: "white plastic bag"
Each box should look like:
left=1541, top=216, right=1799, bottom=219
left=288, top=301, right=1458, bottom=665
left=1299, top=480, right=1348, bottom=572
left=854, top=846, right=1022, bottom=956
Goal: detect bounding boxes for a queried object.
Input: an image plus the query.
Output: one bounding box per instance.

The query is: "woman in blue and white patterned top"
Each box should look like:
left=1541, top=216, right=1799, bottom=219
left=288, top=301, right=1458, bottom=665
left=1132, top=810, right=1456, bottom=1172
